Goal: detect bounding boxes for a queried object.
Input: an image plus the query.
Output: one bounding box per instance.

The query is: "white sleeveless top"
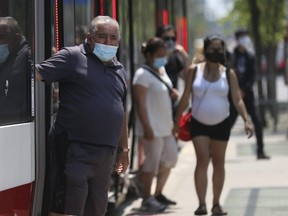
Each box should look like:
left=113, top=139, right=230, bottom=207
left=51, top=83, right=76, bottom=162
left=191, top=64, right=230, bottom=125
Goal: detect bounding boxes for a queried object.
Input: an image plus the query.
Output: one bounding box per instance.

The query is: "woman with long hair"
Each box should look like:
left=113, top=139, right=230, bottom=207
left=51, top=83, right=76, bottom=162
left=173, top=35, right=254, bottom=215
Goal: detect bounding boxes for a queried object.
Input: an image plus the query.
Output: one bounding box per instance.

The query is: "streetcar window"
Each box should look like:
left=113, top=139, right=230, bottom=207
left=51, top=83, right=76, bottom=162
left=0, top=0, right=34, bottom=126
left=74, top=0, right=93, bottom=45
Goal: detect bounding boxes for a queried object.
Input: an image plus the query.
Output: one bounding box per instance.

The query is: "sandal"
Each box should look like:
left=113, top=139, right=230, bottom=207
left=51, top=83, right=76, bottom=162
left=211, top=203, right=227, bottom=216
left=194, top=204, right=207, bottom=215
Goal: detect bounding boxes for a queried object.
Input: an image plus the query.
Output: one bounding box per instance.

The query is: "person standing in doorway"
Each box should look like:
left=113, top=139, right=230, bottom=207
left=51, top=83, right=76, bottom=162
left=35, top=16, right=129, bottom=216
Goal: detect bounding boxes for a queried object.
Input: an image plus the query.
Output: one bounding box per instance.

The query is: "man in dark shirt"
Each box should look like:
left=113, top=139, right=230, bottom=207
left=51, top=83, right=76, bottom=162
left=230, top=29, right=270, bottom=160
left=0, top=17, right=32, bottom=125
left=36, top=16, right=129, bottom=216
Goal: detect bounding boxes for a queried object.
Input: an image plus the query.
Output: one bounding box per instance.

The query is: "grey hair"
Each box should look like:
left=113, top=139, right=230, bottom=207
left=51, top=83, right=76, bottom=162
left=0, top=16, right=23, bottom=38
left=89, top=16, right=120, bottom=39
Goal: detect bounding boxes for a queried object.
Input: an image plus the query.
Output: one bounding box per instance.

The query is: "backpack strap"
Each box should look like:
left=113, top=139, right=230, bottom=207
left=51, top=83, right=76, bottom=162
left=225, top=67, right=231, bottom=87
left=225, top=67, right=231, bottom=97
left=193, top=68, right=197, bottom=80
left=191, top=65, right=197, bottom=94
left=226, top=67, right=238, bottom=116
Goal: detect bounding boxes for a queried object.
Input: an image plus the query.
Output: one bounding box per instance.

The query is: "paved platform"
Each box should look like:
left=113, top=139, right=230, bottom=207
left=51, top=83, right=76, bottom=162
left=110, top=110, right=288, bottom=216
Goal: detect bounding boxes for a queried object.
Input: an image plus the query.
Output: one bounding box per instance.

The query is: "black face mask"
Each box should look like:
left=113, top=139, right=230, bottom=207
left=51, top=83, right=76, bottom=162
left=205, top=50, right=225, bottom=64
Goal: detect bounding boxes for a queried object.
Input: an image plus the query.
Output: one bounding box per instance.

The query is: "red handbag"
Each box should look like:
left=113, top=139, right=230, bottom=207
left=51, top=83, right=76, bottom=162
left=178, top=111, right=192, bottom=141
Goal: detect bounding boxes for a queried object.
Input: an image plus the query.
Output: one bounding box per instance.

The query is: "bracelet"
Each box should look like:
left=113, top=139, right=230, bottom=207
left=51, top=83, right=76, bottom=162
left=118, top=146, right=130, bottom=153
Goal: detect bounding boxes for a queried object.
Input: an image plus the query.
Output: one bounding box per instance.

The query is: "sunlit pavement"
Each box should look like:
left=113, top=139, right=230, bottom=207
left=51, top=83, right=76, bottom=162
left=108, top=78, right=288, bottom=216
left=107, top=108, right=288, bottom=216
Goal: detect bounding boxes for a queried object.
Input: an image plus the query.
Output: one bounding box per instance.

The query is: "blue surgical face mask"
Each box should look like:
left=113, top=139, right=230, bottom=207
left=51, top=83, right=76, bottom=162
left=0, top=44, right=9, bottom=63
left=93, top=42, right=118, bottom=62
left=153, top=56, right=168, bottom=69
left=165, top=40, right=176, bottom=53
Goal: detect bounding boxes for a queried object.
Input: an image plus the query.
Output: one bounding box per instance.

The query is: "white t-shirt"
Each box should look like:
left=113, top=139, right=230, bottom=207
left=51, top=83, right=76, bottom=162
left=133, top=66, right=173, bottom=137
left=192, top=64, right=230, bottom=125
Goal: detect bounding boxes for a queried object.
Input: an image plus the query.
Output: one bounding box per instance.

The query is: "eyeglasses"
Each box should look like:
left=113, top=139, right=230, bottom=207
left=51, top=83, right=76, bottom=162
left=206, top=48, right=224, bottom=53
left=163, top=36, right=176, bottom=42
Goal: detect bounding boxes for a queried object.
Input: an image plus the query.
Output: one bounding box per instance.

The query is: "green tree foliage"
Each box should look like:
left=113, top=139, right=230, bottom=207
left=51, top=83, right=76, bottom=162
left=258, top=0, right=286, bottom=47
left=222, top=0, right=286, bottom=48
left=222, top=0, right=287, bottom=129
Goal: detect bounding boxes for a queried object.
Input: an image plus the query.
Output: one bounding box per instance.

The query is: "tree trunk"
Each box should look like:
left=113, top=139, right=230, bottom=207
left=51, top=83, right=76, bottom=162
left=266, top=45, right=278, bottom=131
left=248, top=0, right=267, bottom=126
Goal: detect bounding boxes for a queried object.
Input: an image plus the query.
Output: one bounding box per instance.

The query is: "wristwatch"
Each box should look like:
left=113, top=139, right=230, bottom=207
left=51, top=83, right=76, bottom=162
left=118, top=146, right=130, bottom=153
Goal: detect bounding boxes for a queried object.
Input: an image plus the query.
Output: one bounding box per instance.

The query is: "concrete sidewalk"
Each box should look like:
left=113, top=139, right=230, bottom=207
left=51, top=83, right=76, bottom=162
left=222, top=131, right=288, bottom=216
left=116, top=110, right=288, bottom=216
left=168, top=110, right=288, bottom=216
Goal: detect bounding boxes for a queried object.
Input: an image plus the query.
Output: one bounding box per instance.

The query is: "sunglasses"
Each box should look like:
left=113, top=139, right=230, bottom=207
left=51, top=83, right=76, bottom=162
left=163, top=36, right=176, bottom=42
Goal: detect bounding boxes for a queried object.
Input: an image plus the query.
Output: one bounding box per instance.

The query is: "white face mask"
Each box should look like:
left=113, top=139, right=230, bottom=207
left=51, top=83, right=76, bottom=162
left=93, top=42, right=118, bottom=62
left=0, top=44, right=9, bottom=63
left=238, top=36, right=251, bottom=47
left=238, top=35, right=255, bottom=55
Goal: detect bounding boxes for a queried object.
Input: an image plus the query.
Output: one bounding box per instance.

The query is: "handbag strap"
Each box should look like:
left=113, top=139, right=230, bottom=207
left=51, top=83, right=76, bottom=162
left=193, top=82, right=211, bottom=115
left=141, top=65, right=173, bottom=92
left=193, top=66, right=231, bottom=115
left=192, top=65, right=211, bottom=115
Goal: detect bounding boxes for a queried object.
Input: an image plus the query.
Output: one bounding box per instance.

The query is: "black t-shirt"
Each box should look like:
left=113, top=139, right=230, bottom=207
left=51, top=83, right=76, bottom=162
left=233, top=47, right=256, bottom=92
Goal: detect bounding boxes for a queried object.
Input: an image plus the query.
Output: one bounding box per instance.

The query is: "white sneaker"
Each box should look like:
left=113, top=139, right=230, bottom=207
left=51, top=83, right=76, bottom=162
left=140, top=196, right=166, bottom=212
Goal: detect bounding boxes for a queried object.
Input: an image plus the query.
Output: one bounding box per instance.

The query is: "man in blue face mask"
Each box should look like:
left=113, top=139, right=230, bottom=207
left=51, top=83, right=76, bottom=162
left=35, top=16, right=129, bottom=216
left=87, top=17, right=120, bottom=62
left=0, top=17, right=32, bottom=125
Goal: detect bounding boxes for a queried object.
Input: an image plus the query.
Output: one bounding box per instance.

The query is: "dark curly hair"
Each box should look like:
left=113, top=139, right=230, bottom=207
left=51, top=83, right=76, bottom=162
left=155, top=24, right=177, bottom=38
left=141, top=37, right=166, bottom=58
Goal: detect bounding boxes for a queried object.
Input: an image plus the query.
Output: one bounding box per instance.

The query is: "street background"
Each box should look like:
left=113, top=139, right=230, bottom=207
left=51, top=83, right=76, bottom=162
left=108, top=77, right=288, bottom=216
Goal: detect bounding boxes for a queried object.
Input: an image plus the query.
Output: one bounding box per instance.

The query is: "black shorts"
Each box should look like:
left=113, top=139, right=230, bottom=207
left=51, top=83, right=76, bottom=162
left=190, top=117, right=231, bottom=141
left=49, top=129, right=116, bottom=216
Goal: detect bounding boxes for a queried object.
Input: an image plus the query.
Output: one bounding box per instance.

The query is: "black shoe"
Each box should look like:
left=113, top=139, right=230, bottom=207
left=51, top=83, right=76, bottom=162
left=194, top=204, right=207, bottom=215
left=155, top=193, right=177, bottom=205
left=257, top=152, right=270, bottom=160
left=211, top=203, right=227, bottom=216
